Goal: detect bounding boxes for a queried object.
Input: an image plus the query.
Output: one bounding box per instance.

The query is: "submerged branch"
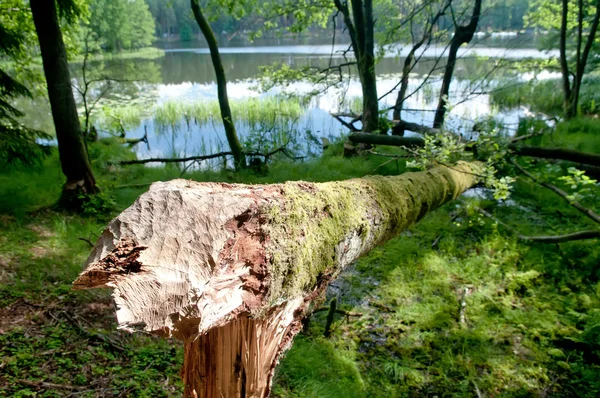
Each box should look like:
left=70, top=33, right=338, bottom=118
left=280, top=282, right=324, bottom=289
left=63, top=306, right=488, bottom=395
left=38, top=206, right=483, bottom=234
left=118, top=146, right=300, bottom=166
left=119, top=152, right=233, bottom=165
left=349, top=132, right=425, bottom=148
left=332, top=114, right=359, bottom=131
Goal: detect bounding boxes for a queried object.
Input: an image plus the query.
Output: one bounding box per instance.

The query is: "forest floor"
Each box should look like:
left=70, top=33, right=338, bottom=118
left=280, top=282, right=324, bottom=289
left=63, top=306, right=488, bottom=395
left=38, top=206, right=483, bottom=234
left=0, top=124, right=599, bottom=397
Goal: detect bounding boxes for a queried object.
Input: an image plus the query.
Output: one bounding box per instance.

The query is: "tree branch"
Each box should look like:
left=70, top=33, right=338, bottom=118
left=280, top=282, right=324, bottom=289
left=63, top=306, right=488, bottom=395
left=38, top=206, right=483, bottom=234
left=511, top=158, right=600, bottom=225
left=119, top=152, right=233, bottom=165
left=473, top=205, right=600, bottom=243
left=509, top=145, right=600, bottom=167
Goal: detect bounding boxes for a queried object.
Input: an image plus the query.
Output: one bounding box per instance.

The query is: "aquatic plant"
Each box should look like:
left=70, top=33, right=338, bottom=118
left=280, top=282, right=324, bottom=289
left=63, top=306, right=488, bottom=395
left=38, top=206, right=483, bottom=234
left=153, top=96, right=305, bottom=132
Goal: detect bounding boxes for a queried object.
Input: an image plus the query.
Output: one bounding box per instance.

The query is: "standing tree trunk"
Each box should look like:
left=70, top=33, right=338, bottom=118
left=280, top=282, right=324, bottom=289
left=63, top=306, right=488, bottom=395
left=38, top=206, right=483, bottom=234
left=559, top=0, right=572, bottom=117
left=359, top=0, right=379, bottom=133
left=74, top=161, right=482, bottom=397
left=560, top=0, right=600, bottom=118
left=392, top=2, right=450, bottom=136
left=191, top=0, right=246, bottom=169
left=30, top=0, right=98, bottom=203
left=334, top=0, right=379, bottom=133
left=433, top=0, right=482, bottom=129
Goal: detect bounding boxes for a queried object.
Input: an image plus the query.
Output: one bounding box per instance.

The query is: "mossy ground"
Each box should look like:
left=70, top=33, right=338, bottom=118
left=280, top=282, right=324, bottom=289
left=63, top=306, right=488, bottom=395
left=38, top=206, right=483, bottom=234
left=0, top=131, right=598, bottom=397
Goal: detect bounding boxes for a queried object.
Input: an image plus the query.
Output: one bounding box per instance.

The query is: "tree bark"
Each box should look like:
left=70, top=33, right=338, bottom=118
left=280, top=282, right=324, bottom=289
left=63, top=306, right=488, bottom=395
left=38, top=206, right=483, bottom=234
left=392, top=2, right=449, bottom=136
left=558, top=0, right=600, bottom=118
left=30, top=0, right=98, bottom=201
left=559, top=0, right=572, bottom=117
left=359, top=0, right=380, bottom=133
left=568, top=0, right=600, bottom=118
left=74, top=162, right=482, bottom=397
left=433, top=0, right=482, bottom=128
left=392, top=46, right=419, bottom=136
left=191, top=0, right=245, bottom=169
left=333, top=0, right=379, bottom=133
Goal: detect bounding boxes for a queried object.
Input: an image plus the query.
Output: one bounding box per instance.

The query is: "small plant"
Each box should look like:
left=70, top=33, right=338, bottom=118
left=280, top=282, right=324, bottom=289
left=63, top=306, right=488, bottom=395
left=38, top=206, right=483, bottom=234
left=558, top=167, right=598, bottom=202
left=79, top=190, right=116, bottom=216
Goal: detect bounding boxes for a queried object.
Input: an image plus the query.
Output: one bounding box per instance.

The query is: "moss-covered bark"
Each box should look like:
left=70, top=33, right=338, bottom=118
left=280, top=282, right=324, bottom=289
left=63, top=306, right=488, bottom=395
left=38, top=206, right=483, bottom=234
left=74, top=161, right=482, bottom=397
left=263, top=161, right=481, bottom=304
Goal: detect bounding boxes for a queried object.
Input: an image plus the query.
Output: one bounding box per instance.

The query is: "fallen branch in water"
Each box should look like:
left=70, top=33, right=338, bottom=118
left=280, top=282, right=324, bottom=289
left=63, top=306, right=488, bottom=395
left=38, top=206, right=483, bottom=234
left=118, top=146, right=302, bottom=166
left=349, top=132, right=425, bottom=148
left=509, top=129, right=545, bottom=143
left=332, top=114, right=359, bottom=131
left=118, top=151, right=232, bottom=165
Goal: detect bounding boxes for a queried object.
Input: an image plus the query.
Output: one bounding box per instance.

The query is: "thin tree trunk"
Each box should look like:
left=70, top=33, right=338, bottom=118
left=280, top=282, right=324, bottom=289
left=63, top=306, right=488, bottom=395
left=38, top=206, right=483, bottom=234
left=433, top=0, right=482, bottom=128
left=74, top=161, right=482, bottom=397
left=191, top=0, right=245, bottom=169
left=392, top=1, right=450, bottom=135
left=559, top=0, right=573, bottom=117
left=392, top=47, right=418, bottom=131
left=334, top=0, right=378, bottom=133
left=30, top=0, right=98, bottom=203
left=568, top=0, right=600, bottom=117
left=360, top=0, right=379, bottom=133
left=433, top=38, right=460, bottom=129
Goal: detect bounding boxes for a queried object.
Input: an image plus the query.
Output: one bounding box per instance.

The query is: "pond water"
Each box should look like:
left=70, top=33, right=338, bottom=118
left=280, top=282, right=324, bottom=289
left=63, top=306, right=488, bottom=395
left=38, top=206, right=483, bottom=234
left=23, top=34, right=557, bottom=165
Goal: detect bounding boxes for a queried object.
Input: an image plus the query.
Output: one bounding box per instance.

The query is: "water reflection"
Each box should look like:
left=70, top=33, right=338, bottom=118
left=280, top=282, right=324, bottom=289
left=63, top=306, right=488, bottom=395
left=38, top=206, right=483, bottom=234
left=18, top=36, right=552, bottom=163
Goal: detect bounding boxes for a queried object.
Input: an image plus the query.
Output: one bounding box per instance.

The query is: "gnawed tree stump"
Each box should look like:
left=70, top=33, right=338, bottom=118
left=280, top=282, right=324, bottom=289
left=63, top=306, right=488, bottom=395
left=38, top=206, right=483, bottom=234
left=74, top=162, right=481, bottom=397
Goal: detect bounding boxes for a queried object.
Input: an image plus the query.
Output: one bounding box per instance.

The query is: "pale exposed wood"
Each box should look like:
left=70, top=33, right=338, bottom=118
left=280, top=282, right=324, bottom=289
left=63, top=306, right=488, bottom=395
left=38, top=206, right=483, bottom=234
left=74, top=162, right=482, bottom=397
left=181, top=299, right=302, bottom=398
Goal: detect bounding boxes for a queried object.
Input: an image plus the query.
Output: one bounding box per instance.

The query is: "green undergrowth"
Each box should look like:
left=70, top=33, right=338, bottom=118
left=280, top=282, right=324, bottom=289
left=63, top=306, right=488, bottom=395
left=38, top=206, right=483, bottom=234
left=0, top=139, right=406, bottom=396
left=274, top=197, right=600, bottom=397
left=0, top=135, right=598, bottom=396
left=517, top=117, right=600, bottom=154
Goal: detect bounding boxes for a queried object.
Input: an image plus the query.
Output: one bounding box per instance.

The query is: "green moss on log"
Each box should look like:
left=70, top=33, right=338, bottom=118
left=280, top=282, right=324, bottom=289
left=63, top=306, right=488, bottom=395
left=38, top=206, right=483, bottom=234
left=262, top=161, right=482, bottom=305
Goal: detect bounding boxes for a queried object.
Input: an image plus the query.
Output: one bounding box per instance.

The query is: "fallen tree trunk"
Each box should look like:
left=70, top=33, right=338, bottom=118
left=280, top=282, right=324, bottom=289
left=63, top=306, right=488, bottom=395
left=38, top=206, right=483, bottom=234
left=73, top=162, right=482, bottom=397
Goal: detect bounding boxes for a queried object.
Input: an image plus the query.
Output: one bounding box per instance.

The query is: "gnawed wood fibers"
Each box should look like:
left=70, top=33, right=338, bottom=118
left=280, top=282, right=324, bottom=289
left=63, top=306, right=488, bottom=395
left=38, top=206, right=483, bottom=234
left=74, top=161, right=481, bottom=397
left=75, top=162, right=481, bottom=339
